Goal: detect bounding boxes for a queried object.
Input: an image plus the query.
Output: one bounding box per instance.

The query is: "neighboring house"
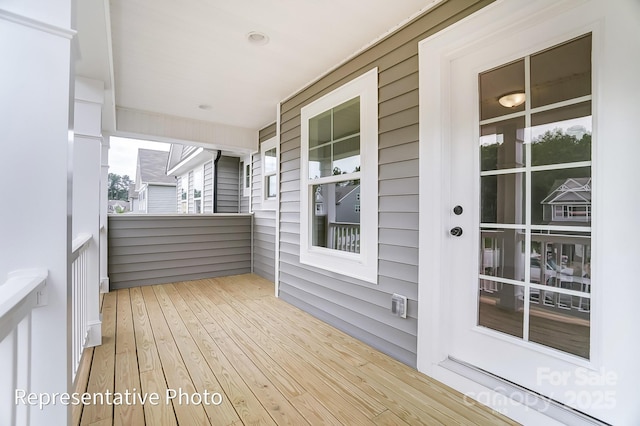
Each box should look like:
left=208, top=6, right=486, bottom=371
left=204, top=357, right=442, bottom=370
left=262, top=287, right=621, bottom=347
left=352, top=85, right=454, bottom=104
left=334, top=183, right=360, bottom=224
left=134, top=148, right=176, bottom=214
left=127, top=183, right=138, bottom=212
left=541, top=177, right=592, bottom=224
left=166, top=143, right=250, bottom=214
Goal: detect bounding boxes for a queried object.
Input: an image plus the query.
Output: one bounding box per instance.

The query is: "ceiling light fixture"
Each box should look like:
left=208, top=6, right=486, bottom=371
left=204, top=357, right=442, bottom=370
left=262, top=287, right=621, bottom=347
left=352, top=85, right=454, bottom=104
left=247, top=31, right=269, bottom=45
left=498, top=92, right=526, bottom=108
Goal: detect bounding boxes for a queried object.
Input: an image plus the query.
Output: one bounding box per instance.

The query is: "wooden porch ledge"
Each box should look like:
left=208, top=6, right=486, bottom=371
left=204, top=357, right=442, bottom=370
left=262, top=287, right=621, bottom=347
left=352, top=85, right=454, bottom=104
left=73, top=274, right=518, bottom=425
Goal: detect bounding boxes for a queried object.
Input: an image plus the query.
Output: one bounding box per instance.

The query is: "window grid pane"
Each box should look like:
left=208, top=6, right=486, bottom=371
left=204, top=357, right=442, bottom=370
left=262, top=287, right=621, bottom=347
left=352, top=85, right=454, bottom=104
left=477, top=35, right=591, bottom=358
left=308, top=97, right=361, bottom=180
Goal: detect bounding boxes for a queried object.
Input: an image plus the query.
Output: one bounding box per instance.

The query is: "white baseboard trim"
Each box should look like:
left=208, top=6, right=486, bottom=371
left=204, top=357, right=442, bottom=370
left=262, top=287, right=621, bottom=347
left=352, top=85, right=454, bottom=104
left=100, top=276, right=109, bottom=293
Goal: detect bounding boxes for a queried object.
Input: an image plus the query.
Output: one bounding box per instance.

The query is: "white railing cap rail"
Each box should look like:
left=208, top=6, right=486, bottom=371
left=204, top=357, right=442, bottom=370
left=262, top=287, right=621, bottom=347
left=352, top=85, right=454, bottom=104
left=0, top=269, right=48, bottom=343
left=72, top=233, right=92, bottom=254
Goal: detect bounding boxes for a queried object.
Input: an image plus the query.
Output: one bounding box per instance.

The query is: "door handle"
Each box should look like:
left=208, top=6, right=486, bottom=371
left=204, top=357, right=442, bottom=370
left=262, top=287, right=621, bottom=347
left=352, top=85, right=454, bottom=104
left=450, top=226, right=463, bottom=237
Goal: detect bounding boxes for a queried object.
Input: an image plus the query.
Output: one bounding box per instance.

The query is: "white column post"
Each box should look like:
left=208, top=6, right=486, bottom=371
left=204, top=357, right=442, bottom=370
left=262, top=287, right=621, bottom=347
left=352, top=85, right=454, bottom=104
left=0, top=3, right=74, bottom=424
left=100, top=136, right=110, bottom=292
left=74, top=77, right=104, bottom=346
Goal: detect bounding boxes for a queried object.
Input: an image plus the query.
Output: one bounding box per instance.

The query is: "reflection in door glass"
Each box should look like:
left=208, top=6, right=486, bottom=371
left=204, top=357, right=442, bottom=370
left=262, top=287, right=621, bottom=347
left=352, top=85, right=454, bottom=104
left=479, top=228, right=525, bottom=282
left=530, top=231, right=591, bottom=290
left=480, top=117, right=526, bottom=171
left=529, top=288, right=590, bottom=358
left=531, top=167, right=591, bottom=226
left=477, top=35, right=592, bottom=358
left=478, top=282, right=524, bottom=339
left=530, top=35, right=592, bottom=108
left=531, top=102, right=591, bottom=166
left=480, top=174, right=525, bottom=224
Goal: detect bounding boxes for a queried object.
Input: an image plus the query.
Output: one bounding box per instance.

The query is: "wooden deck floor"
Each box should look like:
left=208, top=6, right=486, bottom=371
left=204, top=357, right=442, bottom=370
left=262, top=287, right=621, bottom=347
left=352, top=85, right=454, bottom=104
left=73, top=274, right=518, bottom=425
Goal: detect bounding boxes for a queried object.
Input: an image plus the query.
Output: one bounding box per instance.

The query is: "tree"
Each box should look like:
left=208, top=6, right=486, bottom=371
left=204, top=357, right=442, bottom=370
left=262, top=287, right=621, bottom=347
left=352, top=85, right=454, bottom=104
left=108, top=173, right=133, bottom=201
left=480, top=129, right=591, bottom=224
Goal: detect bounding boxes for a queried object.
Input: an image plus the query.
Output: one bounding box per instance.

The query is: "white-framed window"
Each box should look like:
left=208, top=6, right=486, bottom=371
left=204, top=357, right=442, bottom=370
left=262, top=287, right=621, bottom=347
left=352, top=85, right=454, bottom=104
left=241, top=155, right=251, bottom=197
left=261, top=136, right=278, bottom=210
left=300, top=68, right=378, bottom=284
left=193, top=167, right=203, bottom=214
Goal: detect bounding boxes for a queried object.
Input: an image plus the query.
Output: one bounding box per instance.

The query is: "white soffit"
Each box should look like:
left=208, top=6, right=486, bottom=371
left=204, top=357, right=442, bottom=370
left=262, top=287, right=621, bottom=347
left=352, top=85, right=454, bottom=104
left=108, top=0, right=437, bottom=130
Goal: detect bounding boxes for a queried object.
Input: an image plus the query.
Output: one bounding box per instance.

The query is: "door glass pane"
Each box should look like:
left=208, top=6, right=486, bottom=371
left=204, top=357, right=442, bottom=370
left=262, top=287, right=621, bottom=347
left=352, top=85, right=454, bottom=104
left=478, top=282, right=524, bottom=338
left=480, top=117, right=526, bottom=171
left=477, top=34, right=591, bottom=358
left=479, top=59, right=525, bottom=121
left=529, top=288, right=590, bottom=358
left=531, top=102, right=592, bottom=166
left=480, top=228, right=525, bottom=282
left=531, top=167, right=591, bottom=226
left=530, top=231, right=591, bottom=289
left=480, top=173, right=525, bottom=224
left=530, top=34, right=591, bottom=108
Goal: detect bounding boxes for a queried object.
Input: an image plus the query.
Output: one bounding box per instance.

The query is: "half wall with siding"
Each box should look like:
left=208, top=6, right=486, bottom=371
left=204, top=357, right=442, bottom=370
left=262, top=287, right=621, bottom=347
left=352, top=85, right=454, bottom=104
left=276, top=0, right=493, bottom=367
left=108, top=214, right=252, bottom=289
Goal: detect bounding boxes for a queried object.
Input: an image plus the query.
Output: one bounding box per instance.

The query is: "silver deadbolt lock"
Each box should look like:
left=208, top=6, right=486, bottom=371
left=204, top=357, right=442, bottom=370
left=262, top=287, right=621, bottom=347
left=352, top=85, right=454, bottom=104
left=450, top=226, right=463, bottom=237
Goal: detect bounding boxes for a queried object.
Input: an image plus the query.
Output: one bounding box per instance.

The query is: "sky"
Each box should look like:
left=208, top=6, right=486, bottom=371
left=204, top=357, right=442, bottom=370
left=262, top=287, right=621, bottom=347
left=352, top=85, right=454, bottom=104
left=109, top=136, right=170, bottom=180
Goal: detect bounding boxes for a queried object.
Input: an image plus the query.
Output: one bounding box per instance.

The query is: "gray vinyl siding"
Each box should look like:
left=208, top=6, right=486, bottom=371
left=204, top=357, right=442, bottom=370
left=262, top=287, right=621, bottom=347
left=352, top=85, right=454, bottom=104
left=216, top=156, right=240, bottom=213
left=251, top=125, right=277, bottom=282
left=277, top=0, right=492, bottom=367
left=147, top=185, right=177, bottom=214
left=253, top=211, right=275, bottom=282
left=108, top=214, right=252, bottom=289
left=259, top=122, right=276, bottom=141
left=203, top=160, right=213, bottom=213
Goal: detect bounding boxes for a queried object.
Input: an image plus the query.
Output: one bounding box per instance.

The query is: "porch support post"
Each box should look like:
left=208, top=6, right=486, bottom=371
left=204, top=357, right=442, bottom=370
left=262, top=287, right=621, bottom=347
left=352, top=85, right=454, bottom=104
left=74, top=77, right=104, bottom=346
left=100, top=136, right=110, bottom=292
left=0, top=2, right=74, bottom=424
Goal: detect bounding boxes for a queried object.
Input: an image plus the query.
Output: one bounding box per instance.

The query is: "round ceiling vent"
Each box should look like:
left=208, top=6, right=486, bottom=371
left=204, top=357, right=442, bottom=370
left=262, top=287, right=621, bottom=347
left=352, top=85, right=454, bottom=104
left=247, top=31, right=269, bottom=45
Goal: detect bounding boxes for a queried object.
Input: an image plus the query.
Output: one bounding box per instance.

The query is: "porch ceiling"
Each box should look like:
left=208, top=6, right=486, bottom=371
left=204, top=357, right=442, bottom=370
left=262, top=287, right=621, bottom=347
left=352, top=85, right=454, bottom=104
left=75, top=0, right=438, bottom=144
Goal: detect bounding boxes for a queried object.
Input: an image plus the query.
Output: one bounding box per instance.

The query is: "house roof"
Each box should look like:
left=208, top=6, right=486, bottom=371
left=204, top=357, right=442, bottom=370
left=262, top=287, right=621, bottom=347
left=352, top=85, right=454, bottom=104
left=166, top=144, right=201, bottom=173
left=137, top=149, right=176, bottom=185
left=335, top=184, right=360, bottom=204
left=541, top=177, right=591, bottom=205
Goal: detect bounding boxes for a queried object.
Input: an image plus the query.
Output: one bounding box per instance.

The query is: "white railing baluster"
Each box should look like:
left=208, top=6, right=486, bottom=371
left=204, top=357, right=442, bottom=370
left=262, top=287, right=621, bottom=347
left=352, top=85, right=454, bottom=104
left=70, top=233, right=97, bottom=381
left=0, top=269, right=47, bottom=426
left=328, top=223, right=361, bottom=254
left=16, top=314, right=31, bottom=425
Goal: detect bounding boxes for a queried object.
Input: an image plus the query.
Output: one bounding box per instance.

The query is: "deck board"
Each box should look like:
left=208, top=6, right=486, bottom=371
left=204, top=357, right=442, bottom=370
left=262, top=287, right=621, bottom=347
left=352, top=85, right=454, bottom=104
left=76, top=274, right=518, bottom=425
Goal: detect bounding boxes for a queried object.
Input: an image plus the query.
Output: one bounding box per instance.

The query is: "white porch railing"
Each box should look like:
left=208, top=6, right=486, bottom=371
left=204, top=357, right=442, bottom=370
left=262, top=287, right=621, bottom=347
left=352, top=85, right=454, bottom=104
left=71, top=233, right=92, bottom=380
left=329, top=222, right=360, bottom=253
left=0, top=269, right=48, bottom=426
